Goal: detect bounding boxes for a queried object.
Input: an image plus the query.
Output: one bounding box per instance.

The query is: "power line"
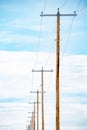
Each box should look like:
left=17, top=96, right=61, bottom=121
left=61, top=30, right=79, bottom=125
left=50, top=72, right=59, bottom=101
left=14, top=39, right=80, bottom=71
left=33, top=0, right=47, bottom=69
left=60, top=16, right=76, bottom=63
left=33, top=17, right=43, bottom=69
left=78, top=4, right=87, bottom=12
left=28, top=71, right=34, bottom=102
left=76, top=0, right=81, bottom=12
left=43, top=42, right=54, bottom=67
left=43, top=0, right=47, bottom=12
left=76, top=0, right=87, bottom=12
left=59, top=0, right=67, bottom=9
left=43, top=24, right=56, bottom=67
left=46, top=71, right=53, bottom=93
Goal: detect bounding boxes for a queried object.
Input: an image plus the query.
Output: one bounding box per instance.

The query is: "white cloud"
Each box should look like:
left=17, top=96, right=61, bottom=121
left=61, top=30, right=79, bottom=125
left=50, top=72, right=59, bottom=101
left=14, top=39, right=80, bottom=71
left=0, top=31, right=40, bottom=44
left=0, top=51, right=87, bottom=130
left=6, top=19, right=47, bottom=31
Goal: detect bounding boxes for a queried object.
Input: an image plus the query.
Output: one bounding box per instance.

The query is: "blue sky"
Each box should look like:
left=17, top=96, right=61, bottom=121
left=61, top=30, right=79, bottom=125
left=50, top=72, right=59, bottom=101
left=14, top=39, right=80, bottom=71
left=0, top=0, right=87, bottom=130
left=0, top=0, right=87, bottom=53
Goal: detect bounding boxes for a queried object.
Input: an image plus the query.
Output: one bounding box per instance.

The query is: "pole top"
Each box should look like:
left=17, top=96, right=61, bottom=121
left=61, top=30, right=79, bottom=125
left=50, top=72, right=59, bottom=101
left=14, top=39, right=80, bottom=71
left=57, top=8, right=60, bottom=17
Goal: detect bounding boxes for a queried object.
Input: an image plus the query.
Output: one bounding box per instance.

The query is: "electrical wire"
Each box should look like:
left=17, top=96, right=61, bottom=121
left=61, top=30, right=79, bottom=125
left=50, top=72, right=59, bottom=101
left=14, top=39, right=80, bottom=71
left=60, top=16, right=75, bottom=64
left=46, top=72, right=53, bottom=93
left=33, top=0, right=47, bottom=69
left=76, top=0, right=87, bottom=12
left=76, top=0, right=81, bottom=12
left=43, top=0, right=47, bottom=12
left=28, top=71, right=34, bottom=102
left=77, top=4, right=87, bottom=12
left=43, top=42, right=54, bottom=67
left=33, top=17, right=43, bottom=69
left=59, top=0, right=67, bottom=9
left=28, top=68, right=35, bottom=103
left=43, top=25, right=56, bottom=67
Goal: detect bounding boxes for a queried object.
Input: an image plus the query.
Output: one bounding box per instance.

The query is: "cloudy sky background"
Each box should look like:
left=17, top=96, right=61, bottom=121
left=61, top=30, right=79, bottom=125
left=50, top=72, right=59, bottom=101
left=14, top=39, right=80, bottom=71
left=0, top=0, right=87, bottom=130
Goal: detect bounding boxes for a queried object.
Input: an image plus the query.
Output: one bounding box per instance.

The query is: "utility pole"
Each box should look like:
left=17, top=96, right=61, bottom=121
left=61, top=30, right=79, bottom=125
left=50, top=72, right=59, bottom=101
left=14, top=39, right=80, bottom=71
left=28, top=125, right=30, bottom=130
left=32, top=67, right=53, bottom=130
left=27, top=111, right=33, bottom=130
left=27, top=114, right=32, bottom=130
left=40, top=8, right=77, bottom=130
left=29, top=102, right=36, bottom=130
left=30, top=90, right=40, bottom=130
left=37, top=91, right=39, bottom=130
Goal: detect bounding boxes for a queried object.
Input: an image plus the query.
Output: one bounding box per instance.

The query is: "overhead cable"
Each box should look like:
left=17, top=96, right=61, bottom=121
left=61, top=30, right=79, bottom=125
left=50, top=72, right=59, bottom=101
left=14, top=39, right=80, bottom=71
left=43, top=0, right=47, bottom=12
left=59, top=0, right=67, bottom=9
left=43, top=24, right=56, bottom=67
left=33, top=17, right=43, bottom=69
left=60, top=16, right=75, bottom=64
left=76, top=0, right=87, bottom=12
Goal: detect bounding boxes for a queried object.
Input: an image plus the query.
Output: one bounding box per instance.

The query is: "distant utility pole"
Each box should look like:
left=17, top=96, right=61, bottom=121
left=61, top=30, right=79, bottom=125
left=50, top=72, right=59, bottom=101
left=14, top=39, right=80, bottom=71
left=32, top=67, right=53, bottom=130
left=27, top=112, right=33, bottom=130
left=27, top=111, right=33, bottom=130
left=28, top=125, right=30, bottom=130
left=30, top=90, right=41, bottom=130
left=40, top=8, right=77, bottom=130
left=29, top=102, right=36, bottom=130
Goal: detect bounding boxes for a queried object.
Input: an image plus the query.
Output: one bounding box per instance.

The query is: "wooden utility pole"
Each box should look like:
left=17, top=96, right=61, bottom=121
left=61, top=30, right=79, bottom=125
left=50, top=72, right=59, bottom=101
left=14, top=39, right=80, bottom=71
left=40, top=8, right=77, bottom=130
left=36, top=91, right=39, bottom=130
left=27, top=112, right=34, bottom=130
left=30, top=90, right=40, bottom=130
left=29, top=102, right=36, bottom=130
left=41, top=67, right=44, bottom=130
left=32, top=67, right=53, bottom=130
left=27, top=112, right=32, bottom=130
left=34, top=102, right=35, bottom=130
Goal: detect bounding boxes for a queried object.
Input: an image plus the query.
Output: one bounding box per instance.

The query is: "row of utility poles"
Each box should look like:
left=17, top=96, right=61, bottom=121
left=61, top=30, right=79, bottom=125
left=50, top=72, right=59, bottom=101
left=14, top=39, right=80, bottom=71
left=27, top=67, right=53, bottom=130
left=27, top=8, right=77, bottom=130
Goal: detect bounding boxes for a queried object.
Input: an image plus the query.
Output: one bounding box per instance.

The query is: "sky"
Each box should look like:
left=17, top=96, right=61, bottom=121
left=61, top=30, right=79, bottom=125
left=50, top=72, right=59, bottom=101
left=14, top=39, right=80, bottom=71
left=0, top=0, right=87, bottom=130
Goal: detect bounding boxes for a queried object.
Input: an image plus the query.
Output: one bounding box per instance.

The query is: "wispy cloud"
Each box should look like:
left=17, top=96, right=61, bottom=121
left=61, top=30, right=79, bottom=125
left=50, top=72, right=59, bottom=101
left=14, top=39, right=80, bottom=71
left=0, top=30, right=39, bottom=44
